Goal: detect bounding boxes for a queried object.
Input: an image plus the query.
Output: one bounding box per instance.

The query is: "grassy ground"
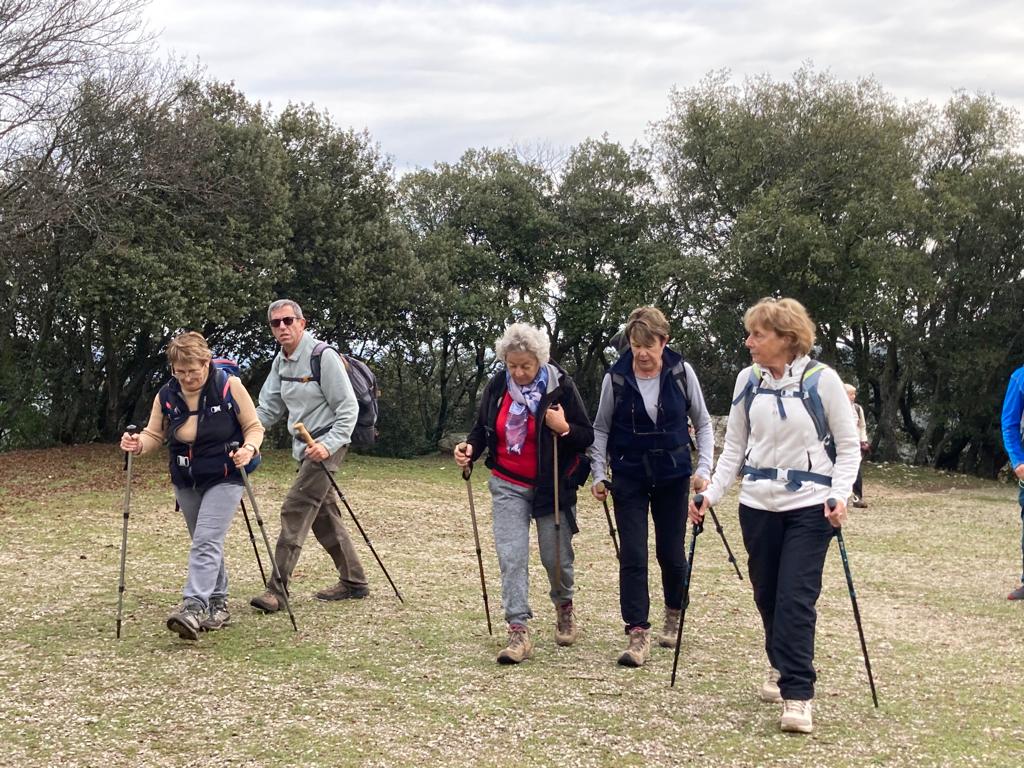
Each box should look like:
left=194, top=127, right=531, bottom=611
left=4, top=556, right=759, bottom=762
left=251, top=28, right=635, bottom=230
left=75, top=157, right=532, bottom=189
left=1, top=446, right=1023, bottom=767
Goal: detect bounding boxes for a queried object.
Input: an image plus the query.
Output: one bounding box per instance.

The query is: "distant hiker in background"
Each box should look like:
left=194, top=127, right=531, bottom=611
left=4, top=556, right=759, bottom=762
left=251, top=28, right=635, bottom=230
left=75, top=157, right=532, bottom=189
left=845, top=383, right=870, bottom=508
left=590, top=306, right=715, bottom=669
left=691, top=297, right=860, bottom=735
left=249, top=299, right=370, bottom=614
left=454, top=323, right=593, bottom=664
left=1000, top=364, right=1024, bottom=601
left=120, top=331, right=264, bottom=640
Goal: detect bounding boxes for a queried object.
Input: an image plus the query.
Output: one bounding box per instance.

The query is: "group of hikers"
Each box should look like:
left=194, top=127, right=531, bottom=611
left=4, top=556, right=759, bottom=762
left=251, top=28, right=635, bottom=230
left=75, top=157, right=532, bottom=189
left=123, top=295, right=882, bottom=735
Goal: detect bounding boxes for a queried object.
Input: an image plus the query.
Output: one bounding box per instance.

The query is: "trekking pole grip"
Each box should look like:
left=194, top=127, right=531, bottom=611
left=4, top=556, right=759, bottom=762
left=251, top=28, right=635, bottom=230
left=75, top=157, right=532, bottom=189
left=827, top=498, right=841, bottom=532
left=462, top=465, right=472, bottom=481
left=123, top=424, right=138, bottom=470
left=294, top=422, right=315, bottom=447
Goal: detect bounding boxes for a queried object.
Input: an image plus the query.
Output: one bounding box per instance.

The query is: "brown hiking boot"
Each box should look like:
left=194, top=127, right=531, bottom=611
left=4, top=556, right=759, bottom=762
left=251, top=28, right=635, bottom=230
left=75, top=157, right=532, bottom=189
left=314, top=582, right=370, bottom=601
left=496, top=624, right=533, bottom=664
left=249, top=590, right=281, bottom=614
left=554, top=602, right=578, bottom=646
left=657, top=606, right=682, bottom=648
left=617, top=627, right=651, bottom=667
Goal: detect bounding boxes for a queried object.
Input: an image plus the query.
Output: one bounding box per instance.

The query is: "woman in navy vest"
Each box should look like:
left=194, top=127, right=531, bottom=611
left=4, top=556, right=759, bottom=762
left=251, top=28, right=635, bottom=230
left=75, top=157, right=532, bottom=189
left=590, top=307, right=715, bottom=667
left=454, top=323, right=594, bottom=665
left=691, top=298, right=860, bottom=735
left=120, top=332, right=264, bottom=641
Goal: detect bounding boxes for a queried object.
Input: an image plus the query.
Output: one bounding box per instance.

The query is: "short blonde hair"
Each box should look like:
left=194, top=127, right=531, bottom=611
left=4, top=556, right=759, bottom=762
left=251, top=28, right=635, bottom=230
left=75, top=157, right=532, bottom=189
left=624, top=306, right=670, bottom=347
left=167, top=331, right=212, bottom=368
left=495, top=323, right=550, bottom=366
left=744, top=298, right=815, bottom=357
left=844, top=383, right=857, bottom=396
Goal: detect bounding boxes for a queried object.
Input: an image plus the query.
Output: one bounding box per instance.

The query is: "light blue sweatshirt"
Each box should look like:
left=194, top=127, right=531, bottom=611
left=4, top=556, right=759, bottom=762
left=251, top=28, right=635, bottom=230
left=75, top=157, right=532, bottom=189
left=256, top=332, right=358, bottom=461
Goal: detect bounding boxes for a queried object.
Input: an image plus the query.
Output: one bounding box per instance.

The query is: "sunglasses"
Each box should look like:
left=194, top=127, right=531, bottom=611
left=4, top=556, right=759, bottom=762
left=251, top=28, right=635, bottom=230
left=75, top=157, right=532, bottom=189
left=270, top=316, right=299, bottom=328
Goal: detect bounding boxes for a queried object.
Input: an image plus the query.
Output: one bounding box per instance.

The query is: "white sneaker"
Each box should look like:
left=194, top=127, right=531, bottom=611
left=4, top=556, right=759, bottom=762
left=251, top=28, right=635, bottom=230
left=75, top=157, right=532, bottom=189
left=760, top=667, right=782, bottom=703
left=780, top=699, right=813, bottom=733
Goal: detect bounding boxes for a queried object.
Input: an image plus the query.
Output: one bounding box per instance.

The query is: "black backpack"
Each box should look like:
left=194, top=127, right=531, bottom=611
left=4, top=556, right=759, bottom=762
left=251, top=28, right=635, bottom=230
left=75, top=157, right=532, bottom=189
left=280, top=341, right=380, bottom=448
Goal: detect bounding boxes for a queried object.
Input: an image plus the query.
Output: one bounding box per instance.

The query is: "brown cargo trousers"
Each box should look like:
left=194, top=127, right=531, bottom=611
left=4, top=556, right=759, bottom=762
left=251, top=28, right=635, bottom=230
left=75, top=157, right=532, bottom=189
left=267, top=446, right=367, bottom=595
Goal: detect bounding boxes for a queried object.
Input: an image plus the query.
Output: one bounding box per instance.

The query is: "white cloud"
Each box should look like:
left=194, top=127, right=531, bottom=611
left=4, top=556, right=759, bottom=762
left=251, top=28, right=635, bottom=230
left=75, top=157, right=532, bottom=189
left=145, top=0, right=1024, bottom=170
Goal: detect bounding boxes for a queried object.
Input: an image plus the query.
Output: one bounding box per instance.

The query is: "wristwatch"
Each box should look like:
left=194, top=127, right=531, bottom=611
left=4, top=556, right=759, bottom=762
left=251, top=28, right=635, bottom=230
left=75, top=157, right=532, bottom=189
left=243, top=443, right=258, bottom=454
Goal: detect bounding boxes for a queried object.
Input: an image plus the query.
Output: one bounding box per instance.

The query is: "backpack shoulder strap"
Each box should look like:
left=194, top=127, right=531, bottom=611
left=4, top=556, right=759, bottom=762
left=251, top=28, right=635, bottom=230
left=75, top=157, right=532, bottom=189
left=309, top=341, right=337, bottom=384
left=670, top=359, right=689, bottom=410
left=732, top=364, right=762, bottom=430
left=799, top=359, right=830, bottom=443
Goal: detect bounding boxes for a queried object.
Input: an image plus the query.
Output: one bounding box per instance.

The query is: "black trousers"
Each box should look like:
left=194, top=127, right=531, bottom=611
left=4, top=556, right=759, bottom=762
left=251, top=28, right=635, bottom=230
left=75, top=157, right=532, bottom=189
left=612, top=474, right=689, bottom=631
left=739, top=502, right=833, bottom=701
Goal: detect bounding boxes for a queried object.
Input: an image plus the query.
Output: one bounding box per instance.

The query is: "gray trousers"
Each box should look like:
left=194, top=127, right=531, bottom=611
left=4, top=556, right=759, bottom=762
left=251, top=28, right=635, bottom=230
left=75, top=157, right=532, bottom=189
left=268, top=446, right=367, bottom=596
left=488, top=475, right=575, bottom=626
left=175, top=482, right=245, bottom=608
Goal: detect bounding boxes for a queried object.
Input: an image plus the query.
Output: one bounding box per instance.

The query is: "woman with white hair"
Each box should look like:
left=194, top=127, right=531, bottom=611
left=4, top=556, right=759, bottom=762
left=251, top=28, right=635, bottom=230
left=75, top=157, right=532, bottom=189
left=454, top=323, right=594, bottom=664
left=845, top=383, right=870, bottom=508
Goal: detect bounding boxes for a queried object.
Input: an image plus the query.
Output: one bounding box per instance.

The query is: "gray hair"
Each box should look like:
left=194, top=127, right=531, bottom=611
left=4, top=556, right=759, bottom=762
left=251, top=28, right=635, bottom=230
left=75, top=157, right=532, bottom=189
left=844, top=383, right=857, bottom=396
left=495, top=323, right=550, bottom=366
left=267, top=299, right=304, bottom=323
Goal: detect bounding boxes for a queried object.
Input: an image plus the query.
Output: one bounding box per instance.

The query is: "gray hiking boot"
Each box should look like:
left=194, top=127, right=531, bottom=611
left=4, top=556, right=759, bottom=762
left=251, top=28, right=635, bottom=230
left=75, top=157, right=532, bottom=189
left=201, top=596, right=230, bottom=631
left=314, top=581, right=370, bottom=601
left=496, top=624, right=533, bottom=664
left=554, top=602, right=578, bottom=646
left=166, top=599, right=205, bottom=641
left=617, top=627, right=651, bottom=667
left=657, top=606, right=682, bottom=648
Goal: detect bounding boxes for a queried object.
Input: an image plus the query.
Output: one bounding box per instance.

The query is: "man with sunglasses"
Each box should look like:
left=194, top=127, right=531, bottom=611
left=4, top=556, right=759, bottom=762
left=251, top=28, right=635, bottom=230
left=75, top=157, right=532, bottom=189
left=249, top=299, right=369, bottom=613
left=589, top=306, right=714, bottom=666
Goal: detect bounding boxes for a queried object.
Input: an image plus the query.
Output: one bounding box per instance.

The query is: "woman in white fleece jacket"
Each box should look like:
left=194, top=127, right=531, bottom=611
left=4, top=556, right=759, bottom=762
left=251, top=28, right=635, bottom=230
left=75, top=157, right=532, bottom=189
left=689, top=297, right=860, bottom=736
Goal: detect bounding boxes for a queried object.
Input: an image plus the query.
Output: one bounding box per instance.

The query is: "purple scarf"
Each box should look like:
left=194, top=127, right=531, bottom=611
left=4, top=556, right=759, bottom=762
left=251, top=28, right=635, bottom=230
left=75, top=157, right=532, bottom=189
left=504, top=366, right=548, bottom=455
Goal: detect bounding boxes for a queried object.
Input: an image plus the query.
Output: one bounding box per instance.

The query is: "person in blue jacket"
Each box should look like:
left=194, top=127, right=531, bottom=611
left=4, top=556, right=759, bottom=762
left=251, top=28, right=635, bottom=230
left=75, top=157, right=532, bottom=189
left=1001, top=365, right=1024, bottom=600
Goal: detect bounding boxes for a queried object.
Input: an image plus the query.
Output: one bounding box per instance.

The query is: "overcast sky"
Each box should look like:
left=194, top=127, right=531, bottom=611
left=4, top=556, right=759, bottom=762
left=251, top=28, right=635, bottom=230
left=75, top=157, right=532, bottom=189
left=145, top=0, right=1024, bottom=172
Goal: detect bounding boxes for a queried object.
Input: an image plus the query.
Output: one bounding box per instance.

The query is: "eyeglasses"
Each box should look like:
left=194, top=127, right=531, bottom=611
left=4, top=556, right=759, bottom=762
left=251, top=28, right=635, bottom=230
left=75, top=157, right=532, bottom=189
left=270, top=316, right=298, bottom=328
left=172, top=366, right=206, bottom=379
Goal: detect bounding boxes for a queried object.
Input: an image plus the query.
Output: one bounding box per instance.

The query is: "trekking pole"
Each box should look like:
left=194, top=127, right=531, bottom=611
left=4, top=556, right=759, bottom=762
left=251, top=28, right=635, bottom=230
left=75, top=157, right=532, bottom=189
left=670, top=495, right=704, bottom=687
left=596, top=480, right=620, bottom=560
left=231, top=444, right=298, bottom=632
left=294, top=423, right=404, bottom=603
left=116, top=424, right=138, bottom=639
left=828, top=498, right=879, bottom=708
left=704, top=502, right=743, bottom=581
left=552, top=433, right=562, bottom=597
left=461, top=461, right=492, bottom=635
left=239, top=498, right=268, bottom=588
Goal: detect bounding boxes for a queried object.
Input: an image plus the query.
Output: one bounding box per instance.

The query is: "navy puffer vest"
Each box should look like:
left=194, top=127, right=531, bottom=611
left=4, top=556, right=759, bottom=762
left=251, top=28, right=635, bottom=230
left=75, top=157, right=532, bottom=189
left=607, top=348, right=691, bottom=484
left=159, top=369, right=255, bottom=490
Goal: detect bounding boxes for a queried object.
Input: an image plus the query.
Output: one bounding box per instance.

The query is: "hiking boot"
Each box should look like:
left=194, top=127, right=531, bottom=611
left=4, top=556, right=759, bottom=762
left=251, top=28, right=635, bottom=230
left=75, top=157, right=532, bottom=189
left=617, top=627, right=651, bottom=667
left=850, top=498, right=868, bottom=509
left=314, top=581, right=370, bottom=601
left=1008, top=584, right=1024, bottom=601
left=780, top=699, right=813, bottom=733
left=250, top=590, right=282, bottom=614
left=657, top=607, right=682, bottom=648
left=201, top=596, right=230, bottom=631
left=496, top=624, right=533, bottom=665
left=554, top=602, right=578, bottom=646
left=760, top=667, right=783, bottom=703
left=166, top=599, right=205, bottom=641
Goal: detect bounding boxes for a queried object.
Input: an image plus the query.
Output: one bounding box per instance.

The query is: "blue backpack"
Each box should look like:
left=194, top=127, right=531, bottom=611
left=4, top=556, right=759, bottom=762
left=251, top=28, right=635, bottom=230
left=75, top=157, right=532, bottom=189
left=733, top=359, right=834, bottom=491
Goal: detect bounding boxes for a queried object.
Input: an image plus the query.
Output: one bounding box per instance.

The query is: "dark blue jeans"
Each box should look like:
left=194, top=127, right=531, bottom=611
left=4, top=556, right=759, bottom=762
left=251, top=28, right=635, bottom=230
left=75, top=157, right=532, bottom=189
left=739, top=503, right=834, bottom=701
left=612, top=474, right=689, bottom=631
